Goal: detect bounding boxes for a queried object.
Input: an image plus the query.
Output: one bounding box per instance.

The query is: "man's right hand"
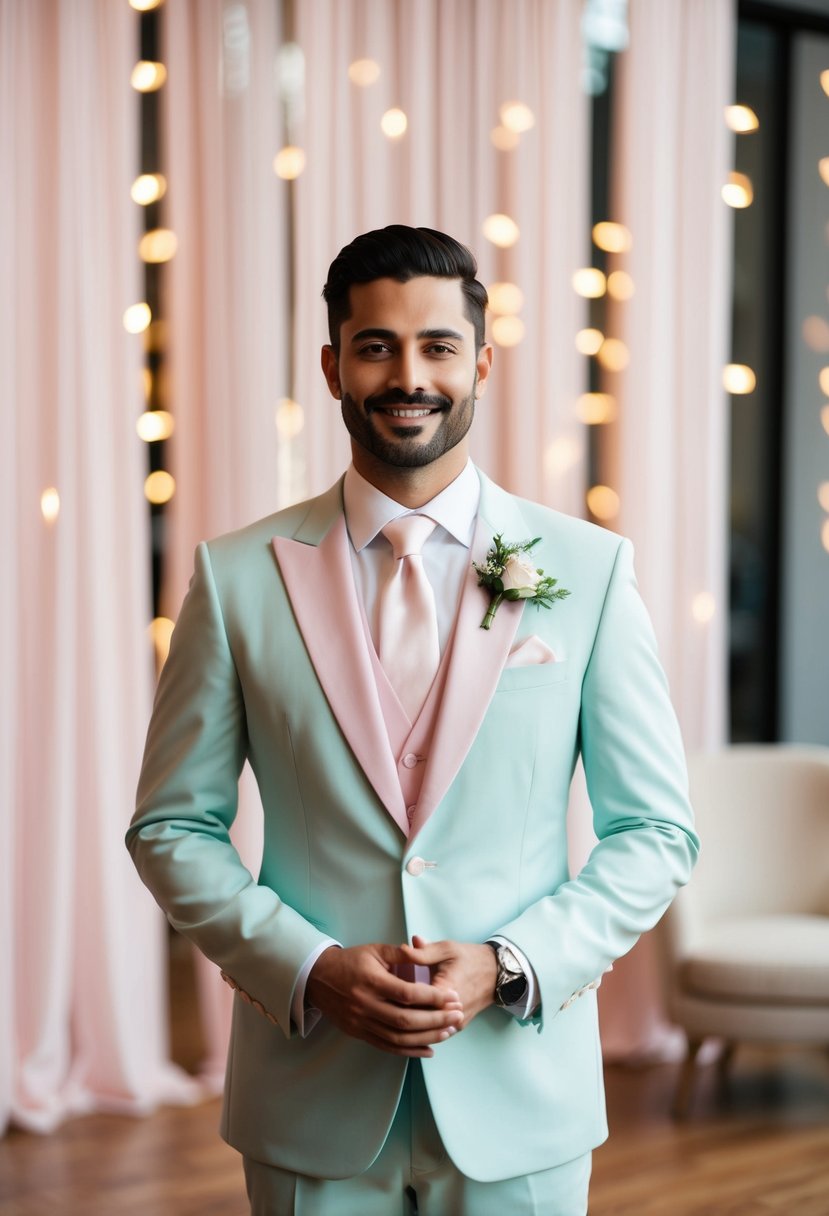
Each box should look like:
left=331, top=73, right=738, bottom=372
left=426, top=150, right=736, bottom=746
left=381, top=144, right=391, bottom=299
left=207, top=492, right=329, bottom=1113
left=306, top=944, right=464, bottom=1057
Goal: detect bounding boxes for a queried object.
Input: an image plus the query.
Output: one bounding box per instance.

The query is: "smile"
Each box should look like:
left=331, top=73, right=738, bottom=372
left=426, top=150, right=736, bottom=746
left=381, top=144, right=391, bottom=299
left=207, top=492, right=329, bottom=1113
left=380, top=408, right=436, bottom=418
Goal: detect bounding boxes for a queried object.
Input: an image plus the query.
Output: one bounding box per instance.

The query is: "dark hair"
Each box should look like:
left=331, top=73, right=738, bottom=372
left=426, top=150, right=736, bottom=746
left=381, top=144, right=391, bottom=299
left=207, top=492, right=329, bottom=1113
left=322, top=225, right=488, bottom=351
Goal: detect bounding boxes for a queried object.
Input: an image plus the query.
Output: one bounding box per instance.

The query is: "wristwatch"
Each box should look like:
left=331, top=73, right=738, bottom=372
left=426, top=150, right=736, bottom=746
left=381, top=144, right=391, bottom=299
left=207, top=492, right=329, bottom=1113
left=487, top=941, right=529, bottom=1009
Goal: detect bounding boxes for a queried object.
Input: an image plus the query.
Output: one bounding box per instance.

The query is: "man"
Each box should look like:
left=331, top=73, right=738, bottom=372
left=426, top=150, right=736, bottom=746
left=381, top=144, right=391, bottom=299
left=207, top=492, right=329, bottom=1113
left=128, top=225, right=698, bottom=1215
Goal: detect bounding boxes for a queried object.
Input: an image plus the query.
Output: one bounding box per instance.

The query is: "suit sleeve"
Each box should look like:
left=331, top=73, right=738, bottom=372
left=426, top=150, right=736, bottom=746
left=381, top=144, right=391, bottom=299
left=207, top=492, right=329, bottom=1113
left=494, top=537, right=700, bottom=1020
left=126, top=542, right=330, bottom=1037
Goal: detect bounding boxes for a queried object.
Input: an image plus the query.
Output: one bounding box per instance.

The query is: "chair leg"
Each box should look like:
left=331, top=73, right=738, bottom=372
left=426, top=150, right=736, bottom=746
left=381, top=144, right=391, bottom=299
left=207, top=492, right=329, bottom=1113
left=672, top=1038, right=703, bottom=1119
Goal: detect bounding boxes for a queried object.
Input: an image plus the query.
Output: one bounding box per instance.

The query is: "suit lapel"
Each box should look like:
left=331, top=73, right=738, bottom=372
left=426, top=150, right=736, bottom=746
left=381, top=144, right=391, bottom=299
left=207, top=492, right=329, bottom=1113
left=272, top=484, right=409, bottom=836
left=409, top=475, right=529, bottom=841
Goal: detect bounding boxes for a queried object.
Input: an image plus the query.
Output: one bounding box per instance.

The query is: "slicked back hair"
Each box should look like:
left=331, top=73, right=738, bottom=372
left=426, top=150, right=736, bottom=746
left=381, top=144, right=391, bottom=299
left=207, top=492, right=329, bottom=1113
left=322, top=225, right=488, bottom=352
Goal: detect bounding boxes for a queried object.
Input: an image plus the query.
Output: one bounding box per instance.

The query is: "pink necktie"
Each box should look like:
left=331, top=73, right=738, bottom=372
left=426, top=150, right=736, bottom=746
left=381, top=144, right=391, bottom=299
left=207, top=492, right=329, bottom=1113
left=378, top=515, right=440, bottom=722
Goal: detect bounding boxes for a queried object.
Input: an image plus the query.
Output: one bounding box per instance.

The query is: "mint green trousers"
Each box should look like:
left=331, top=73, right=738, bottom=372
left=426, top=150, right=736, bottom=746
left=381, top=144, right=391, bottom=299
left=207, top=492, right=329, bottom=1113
left=243, top=1063, right=591, bottom=1215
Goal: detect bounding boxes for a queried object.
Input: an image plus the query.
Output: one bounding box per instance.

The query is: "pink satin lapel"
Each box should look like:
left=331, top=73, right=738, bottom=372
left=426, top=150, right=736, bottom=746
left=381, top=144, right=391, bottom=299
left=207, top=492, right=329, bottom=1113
left=272, top=519, right=409, bottom=835
left=408, top=514, right=523, bottom=841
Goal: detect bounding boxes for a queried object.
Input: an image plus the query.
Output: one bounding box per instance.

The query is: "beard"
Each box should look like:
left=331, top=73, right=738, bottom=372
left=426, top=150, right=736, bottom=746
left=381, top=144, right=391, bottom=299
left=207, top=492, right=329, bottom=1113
left=340, top=381, right=477, bottom=469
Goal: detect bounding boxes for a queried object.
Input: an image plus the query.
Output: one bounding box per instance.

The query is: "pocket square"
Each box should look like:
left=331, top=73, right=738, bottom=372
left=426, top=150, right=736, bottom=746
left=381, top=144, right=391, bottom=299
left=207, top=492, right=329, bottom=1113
left=506, top=635, right=557, bottom=668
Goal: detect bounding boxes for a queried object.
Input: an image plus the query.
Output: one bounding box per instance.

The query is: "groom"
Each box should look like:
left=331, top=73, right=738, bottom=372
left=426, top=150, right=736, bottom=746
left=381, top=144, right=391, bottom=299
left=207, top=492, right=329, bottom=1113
left=128, top=225, right=698, bottom=1215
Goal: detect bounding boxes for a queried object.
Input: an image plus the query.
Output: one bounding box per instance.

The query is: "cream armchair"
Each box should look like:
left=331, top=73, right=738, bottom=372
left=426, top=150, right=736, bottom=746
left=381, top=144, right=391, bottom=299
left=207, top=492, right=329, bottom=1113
left=663, top=745, right=829, bottom=1116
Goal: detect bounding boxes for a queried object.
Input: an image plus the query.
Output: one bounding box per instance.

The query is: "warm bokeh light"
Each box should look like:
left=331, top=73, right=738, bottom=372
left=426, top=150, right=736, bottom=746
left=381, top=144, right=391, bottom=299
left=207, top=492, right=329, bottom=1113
left=607, top=270, right=635, bottom=300
left=148, top=616, right=175, bottom=668
left=129, top=0, right=164, bottom=9
left=499, top=100, right=535, bottom=133
left=817, top=481, right=829, bottom=512
left=592, top=221, right=632, bottom=254
left=544, top=435, right=581, bottom=478
left=724, top=104, right=759, bottom=133
left=131, top=173, right=167, bottom=205
left=123, top=302, right=152, bottom=334
left=803, top=315, right=829, bottom=352
left=273, top=145, right=306, bottom=180
left=348, top=58, right=380, bottom=86
left=572, top=268, right=606, bottom=298
left=819, top=158, right=829, bottom=188
left=490, top=125, right=520, bottom=152
left=822, top=519, right=829, bottom=554
left=275, top=397, right=305, bottom=439
left=822, top=70, right=829, bottom=98
left=597, top=338, right=630, bottom=372
left=586, top=484, right=620, bottom=521
left=142, top=367, right=152, bottom=401
left=488, top=282, right=524, bottom=315
left=723, top=363, right=757, bottom=394
left=822, top=404, right=829, bottom=436
left=144, top=470, right=176, bottom=504
left=136, top=410, right=175, bottom=442
left=575, top=328, right=605, bottom=356
left=691, top=592, right=716, bottom=624
left=139, top=228, right=178, bottom=263
left=576, top=392, right=618, bottom=424
left=722, top=172, right=754, bottom=208
left=130, top=61, right=167, bottom=92
left=820, top=367, right=829, bottom=396
left=491, top=315, right=525, bottom=346
left=380, top=108, right=408, bottom=139
left=482, top=213, right=520, bottom=248
left=41, top=487, right=60, bottom=523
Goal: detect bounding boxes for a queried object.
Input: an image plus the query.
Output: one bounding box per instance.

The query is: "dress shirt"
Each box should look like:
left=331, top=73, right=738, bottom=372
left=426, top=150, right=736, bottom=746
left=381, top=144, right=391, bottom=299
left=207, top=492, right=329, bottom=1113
left=290, top=461, right=538, bottom=1032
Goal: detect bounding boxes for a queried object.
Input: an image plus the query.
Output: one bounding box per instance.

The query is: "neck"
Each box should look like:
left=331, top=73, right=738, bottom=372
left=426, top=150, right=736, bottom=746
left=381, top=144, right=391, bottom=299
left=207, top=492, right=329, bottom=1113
left=351, top=443, right=469, bottom=508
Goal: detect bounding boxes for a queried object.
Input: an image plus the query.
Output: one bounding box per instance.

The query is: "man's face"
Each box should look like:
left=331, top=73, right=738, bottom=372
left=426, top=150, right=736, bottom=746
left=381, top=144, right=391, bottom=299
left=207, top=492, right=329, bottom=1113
left=321, top=276, right=492, bottom=471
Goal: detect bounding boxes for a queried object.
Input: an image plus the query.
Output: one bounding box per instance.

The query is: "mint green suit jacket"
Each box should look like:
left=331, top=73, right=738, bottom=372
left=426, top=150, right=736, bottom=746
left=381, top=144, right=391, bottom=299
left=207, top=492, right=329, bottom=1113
left=127, top=470, right=698, bottom=1182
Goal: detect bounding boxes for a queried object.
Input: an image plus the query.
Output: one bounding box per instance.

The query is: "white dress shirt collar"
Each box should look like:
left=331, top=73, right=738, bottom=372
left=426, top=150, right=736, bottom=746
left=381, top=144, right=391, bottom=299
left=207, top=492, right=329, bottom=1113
left=343, top=460, right=480, bottom=551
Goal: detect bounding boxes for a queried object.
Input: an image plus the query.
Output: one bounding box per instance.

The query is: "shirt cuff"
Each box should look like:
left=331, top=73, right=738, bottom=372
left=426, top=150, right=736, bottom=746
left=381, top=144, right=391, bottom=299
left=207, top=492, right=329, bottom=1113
left=291, top=938, right=342, bottom=1037
left=488, top=935, right=539, bottom=1020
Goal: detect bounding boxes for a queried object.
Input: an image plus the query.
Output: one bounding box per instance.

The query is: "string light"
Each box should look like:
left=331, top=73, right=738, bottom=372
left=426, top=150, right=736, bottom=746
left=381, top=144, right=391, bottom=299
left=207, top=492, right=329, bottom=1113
left=802, top=316, right=829, bottom=352
left=499, top=101, right=535, bottom=133
left=129, top=0, right=164, bottom=9
left=130, top=61, right=167, bottom=92
left=586, top=485, right=620, bottom=521
left=273, top=146, right=306, bottom=180
left=819, top=158, right=829, bottom=188
left=490, top=125, right=520, bottom=151
left=572, top=268, right=606, bottom=298
left=544, top=436, right=581, bottom=478
left=575, top=328, right=604, bottom=356
left=576, top=393, right=617, bottom=424
left=275, top=398, right=305, bottom=439
left=822, top=404, right=829, bottom=436
left=723, top=364, right=756, bottom=394
left=487, top=282, right=524, bottom=315
left=724, top=105, right=759, bottom=133
left=597, top=337, right=630, bottom=372
left=148, top=616, right=175, bottom=668
left=607, top=270, right=634, bottom=300
left=482, top=213, right=520, bottom=248
left=691, top=592, right=716, bottom=624
left=491, top=315, right=525, bottom=346
left=139, top=228, right=178, bottom=263
left=722, top=172, right=753, bottom=208
left=41, top=487, right=60, bottom=523
left=819, top=367, right=829, bottom=396
left=380, top=108, right=407, bottom=139
left=348, top=59, right=380, bottom=86
left=817, top=481, right=829, bottom=512
left=822, top=70, right=829, bottom=98
left=592, top=222, right=632, bottom=253
left=123, top=302, right=152, bottom=333
left=822, top=519, right=829, bottom=554
left=136, top=411, right=175, bottom=442
left=131, top=173, right=167, bottom=205
left=144, top=470, right=176, bottom=504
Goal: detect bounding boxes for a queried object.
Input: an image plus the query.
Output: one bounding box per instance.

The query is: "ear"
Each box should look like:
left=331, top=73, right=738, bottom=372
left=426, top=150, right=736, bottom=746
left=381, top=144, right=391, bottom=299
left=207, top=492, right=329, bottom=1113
left=320, top=345, right=341, bottom=399
left=474, top=343, right=494, bottom=399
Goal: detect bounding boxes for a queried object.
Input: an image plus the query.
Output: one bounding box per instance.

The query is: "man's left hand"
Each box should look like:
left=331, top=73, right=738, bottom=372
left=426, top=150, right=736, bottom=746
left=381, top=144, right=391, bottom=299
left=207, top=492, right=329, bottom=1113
left=398, top=935, right=498, bottom=1029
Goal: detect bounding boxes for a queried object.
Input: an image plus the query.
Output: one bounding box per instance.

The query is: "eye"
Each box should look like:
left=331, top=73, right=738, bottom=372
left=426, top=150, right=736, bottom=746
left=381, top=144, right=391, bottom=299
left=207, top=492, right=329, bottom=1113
left=425, top=343, right=456, bottom=356
left=357, top=342, right=392, bottom=358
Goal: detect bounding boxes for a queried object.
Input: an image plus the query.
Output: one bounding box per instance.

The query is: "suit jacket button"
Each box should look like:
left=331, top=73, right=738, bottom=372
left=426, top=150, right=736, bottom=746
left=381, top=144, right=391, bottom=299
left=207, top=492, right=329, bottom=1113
left=406, top=856, right=426, bottom=877
left=402, top=752, right=419, bottom=769
left=407, top=804, right=416, bottom=821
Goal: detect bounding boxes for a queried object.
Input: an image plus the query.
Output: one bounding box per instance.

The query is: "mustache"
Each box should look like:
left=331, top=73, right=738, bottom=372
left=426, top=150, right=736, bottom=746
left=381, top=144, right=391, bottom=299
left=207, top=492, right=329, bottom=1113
left=365, top=389, right=452, bottom=412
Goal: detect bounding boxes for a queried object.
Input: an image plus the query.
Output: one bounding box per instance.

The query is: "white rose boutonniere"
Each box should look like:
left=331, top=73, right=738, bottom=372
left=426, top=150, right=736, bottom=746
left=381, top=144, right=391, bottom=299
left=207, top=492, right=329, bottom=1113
left=473, top=534, right=570, bottom=630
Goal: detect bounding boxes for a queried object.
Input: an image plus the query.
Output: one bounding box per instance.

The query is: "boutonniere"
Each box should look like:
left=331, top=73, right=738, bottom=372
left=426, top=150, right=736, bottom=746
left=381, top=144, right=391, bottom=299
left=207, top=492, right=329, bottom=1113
left=473, top=534, right=570, bottom=630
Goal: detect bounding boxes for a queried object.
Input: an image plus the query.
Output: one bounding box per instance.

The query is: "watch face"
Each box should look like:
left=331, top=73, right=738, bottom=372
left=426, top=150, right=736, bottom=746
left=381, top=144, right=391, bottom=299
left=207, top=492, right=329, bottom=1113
left=499, top=975, right=528, bottom=1005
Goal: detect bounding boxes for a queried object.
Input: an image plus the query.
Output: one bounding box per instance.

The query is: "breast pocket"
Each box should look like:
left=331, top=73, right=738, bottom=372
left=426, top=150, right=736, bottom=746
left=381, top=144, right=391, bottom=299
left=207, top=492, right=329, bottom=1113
left=496, top=660, right=570, bottom=692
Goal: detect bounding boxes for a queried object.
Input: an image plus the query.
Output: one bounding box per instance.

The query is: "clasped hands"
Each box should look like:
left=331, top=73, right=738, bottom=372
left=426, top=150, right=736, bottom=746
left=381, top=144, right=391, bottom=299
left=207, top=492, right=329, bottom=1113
left=306, top=935, right=498, bottom=1058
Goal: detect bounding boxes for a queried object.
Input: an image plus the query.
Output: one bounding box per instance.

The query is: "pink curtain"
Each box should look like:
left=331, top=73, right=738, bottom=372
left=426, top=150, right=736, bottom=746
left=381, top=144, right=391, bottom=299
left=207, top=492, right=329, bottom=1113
left=596, top=0, right=735, bottom=1060
left=0, top=0, right=197, bottom=1133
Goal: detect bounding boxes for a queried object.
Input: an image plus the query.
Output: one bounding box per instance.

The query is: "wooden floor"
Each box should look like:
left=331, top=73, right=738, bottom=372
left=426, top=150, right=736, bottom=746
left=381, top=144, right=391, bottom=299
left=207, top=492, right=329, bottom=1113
left=2, top=946, right=828, bottom=1214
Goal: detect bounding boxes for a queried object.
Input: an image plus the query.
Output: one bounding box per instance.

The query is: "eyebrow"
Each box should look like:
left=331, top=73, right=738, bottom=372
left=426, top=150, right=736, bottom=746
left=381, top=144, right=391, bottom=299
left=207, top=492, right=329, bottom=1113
left=350, top=327, right=465, bottom=344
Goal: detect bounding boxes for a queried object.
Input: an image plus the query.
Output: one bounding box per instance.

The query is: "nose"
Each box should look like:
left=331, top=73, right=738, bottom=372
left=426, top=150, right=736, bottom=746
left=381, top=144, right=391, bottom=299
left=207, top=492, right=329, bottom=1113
left=388, top=344, right=427, bottom=395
